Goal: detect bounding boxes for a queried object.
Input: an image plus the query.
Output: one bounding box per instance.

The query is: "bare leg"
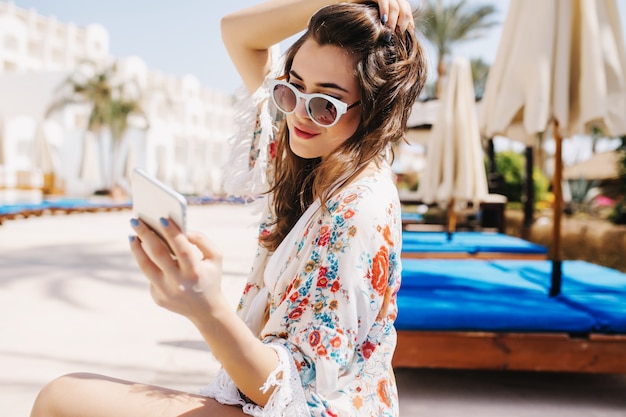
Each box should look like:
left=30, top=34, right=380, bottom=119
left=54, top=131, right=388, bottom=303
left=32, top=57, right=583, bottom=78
left=30, top=373, right=247, bottom=417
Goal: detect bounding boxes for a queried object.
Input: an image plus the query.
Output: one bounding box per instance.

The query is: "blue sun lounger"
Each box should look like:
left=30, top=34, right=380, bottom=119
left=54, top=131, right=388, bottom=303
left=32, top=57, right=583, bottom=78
left=1, top=199, right=131, bottom=225
left=401, top=231, right=548, bottom=260
left=490, top=260, right=626, bottom=334
left=393, top=259, right=626, bottom=373
left=42, top=198, right=131, bottom=213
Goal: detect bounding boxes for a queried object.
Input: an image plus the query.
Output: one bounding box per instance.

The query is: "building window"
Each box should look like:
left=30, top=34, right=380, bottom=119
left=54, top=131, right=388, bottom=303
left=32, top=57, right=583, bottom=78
left=3, top=35, right=18, bottom=50
left=52, top=48, right=64, bottom=63
left=175, top=140, right=188, bottom=166
left=36, top=19, right=46, bottom=35
left=3, top=60, right=17, bottom=71
left=28, top=41, right=41, bottom=57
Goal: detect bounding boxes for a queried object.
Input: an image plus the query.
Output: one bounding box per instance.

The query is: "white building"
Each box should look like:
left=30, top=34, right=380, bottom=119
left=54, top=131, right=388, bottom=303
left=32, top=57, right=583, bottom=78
left=0, top=1, right=234, bottom=202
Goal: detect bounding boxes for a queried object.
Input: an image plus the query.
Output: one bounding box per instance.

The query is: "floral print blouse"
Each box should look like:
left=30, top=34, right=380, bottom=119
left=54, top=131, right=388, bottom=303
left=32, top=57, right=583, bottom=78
left=202, top=82, right=403, bottom=417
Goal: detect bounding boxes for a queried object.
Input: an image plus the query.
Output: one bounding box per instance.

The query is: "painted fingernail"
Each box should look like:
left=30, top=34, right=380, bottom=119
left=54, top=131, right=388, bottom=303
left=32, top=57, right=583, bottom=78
left=159, top=217, right=169, bottom=227
left=381, top=13, right=388, bottom=24
left=130, top=218, right=140, bottom=228
left=129, top=235, right=136, bottom=242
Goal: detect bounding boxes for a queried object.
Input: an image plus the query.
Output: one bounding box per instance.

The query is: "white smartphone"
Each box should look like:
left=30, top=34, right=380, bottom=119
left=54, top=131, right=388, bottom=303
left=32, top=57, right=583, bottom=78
left=131, top=168, right=187, bottom=251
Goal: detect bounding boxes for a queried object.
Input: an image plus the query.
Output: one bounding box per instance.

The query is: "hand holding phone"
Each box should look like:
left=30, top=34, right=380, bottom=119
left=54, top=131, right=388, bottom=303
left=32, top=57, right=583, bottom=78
left=131, top=168, right=187, bottom=253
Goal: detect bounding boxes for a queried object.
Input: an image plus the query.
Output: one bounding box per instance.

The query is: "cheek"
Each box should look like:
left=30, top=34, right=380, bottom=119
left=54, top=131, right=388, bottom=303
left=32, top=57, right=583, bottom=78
left=338, top=111, right=361, bottom=139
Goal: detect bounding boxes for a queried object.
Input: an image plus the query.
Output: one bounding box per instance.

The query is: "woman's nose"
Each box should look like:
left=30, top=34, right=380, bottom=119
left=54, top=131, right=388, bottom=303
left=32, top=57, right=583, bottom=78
left=293, top=96, right=309, bottom=120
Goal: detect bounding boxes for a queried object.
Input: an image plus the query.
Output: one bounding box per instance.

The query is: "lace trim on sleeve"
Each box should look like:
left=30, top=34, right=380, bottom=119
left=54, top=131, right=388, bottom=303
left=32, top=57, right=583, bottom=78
left=199, top=368, right=248, bottom=408
left=222, top=44, right=282, bottom=199
left=199, top=343, right=310, bottom=417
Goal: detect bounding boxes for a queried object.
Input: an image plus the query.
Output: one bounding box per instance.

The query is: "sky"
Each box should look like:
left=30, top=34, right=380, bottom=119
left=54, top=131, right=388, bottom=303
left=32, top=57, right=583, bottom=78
left=11, top=0, right=626, bottom=95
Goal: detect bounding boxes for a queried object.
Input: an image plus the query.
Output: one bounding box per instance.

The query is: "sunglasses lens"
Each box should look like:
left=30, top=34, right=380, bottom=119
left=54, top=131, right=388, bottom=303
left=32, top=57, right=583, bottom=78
left=308, top=97, right=338, bottom=126
left=272, top=84, right=297, bottom=112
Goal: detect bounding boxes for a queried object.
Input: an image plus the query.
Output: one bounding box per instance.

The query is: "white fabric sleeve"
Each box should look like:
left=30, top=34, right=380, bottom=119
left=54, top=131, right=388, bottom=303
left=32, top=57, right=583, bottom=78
left=199, top=343, right=310, bottom=417
left=222, top=44, right=283, bottom=199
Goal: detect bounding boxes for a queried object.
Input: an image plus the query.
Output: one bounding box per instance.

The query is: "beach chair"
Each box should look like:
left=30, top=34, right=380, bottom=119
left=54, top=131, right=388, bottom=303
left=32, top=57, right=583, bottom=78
left=393, top=259, right=626, bottom=373
left=401, top=231, right=548, bottom=260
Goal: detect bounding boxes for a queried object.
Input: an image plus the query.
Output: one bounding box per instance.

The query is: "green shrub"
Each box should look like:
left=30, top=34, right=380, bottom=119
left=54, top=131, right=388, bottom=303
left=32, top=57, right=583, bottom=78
left=494, top=150, right=549, bottom=204
left=609, top=147, right=626, bottom=225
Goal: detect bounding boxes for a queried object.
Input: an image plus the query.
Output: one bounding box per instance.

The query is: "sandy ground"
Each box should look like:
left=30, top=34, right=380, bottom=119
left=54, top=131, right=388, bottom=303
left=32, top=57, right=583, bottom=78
left=1, top=204, right=625, bottom=416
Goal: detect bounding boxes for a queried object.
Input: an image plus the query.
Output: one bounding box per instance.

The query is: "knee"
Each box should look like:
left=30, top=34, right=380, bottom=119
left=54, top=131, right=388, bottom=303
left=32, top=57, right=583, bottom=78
left=30, top=373, right=94, bottom=417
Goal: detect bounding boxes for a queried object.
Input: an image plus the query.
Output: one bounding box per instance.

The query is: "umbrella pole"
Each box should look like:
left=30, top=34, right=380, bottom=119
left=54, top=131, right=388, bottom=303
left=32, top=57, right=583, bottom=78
left=550, top=120, right=563, bottom=296
left=522, top=146, right=535, bottom=240
left=446, top=198, right=456, bottom=241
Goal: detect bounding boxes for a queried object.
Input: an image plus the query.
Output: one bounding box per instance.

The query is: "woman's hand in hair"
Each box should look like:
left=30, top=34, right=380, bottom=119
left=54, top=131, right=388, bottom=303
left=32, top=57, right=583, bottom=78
left=365, top=0, right=415, bottom=33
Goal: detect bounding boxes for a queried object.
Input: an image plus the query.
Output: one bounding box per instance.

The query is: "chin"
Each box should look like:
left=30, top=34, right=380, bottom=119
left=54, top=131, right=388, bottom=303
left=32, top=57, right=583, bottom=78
left=289, top=144, right=319, bottom=160
left=288, top=137, right=322, bottom=160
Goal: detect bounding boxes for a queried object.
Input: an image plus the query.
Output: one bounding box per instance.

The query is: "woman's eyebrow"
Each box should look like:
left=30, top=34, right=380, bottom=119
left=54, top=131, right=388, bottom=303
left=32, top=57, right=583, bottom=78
left=289, top=70, right=350, bottom=93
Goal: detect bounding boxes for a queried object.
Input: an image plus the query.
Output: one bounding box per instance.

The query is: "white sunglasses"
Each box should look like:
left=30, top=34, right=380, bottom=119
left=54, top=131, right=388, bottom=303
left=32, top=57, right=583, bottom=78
left=267, top=78, right=360, bottom=127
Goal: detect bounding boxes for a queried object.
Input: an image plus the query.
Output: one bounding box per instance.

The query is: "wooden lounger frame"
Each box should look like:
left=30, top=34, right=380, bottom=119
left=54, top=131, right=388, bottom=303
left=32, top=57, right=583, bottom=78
left=393, top=331, right=626, bottom=373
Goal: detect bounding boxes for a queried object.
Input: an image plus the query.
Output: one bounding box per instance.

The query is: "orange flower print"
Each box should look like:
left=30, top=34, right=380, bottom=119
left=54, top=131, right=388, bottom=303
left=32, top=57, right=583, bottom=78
left=344, top=209, right=355, bottom=219
left=242, top=283, right=254, bottom=295
left=317, top=344, right=328, bottom=356
left=330, top=336, right=342, bottom=348
left=371, top=246, right=389, bottom=296
left=382, top=224, right=394, bottom=246
left=343, top=193, right=358, bottom=203
left=330, top=280, right=340, bottom=293
left=318, top=233, right=330, bottom=247
left=318, top=266, right=328, bottom=278
left=377, top=379, right=392, bottom=407
left=317, top=276, right=329, bottom=288
left=361, top=340, right=376, bottom=359
left=268, top=141, right=277, bottom=160
left=288, top=307, right=303, bottom=320
left=309, top=330, right=321, bottom=347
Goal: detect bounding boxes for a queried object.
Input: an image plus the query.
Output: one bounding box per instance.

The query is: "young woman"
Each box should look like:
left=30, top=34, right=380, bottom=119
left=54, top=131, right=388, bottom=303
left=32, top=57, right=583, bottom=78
left=29, top=1, right=426, bottom=416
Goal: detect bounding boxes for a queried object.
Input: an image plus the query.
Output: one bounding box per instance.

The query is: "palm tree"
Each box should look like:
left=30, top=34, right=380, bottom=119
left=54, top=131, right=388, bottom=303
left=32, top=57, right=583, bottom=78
left=419, top=0, right=498, bottom=98
left=108, top=96, right=148, bottom=188
left=47, top=62, right=147, bottom=192
left=470, top=57, right=490, bottom=99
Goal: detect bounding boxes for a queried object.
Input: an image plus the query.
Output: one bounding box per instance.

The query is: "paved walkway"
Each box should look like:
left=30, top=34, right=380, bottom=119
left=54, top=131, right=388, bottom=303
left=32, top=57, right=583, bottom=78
left=1, top=204, right=625, bottom=416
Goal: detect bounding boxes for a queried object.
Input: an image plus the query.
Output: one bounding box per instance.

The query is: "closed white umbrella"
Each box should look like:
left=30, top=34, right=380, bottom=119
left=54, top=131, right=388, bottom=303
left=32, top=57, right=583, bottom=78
left=155, top=145, right=169, bottom=183
left=79, top=131, right=102, bottom=188
left=0, top=117, right=5, bottom=166
left=124, top=144, right=137, bottom=183
left=32, top=122, right=58, bottom=174
left=479, top=0, right=626, bottom=295
left=416, top=57, right=488, bottom=238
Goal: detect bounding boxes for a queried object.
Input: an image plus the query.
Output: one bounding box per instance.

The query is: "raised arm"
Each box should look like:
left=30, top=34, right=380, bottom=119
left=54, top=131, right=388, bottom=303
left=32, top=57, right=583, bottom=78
left=221, top=0, right=336, bottom=93
left=220, top=0, right=413, bottom=93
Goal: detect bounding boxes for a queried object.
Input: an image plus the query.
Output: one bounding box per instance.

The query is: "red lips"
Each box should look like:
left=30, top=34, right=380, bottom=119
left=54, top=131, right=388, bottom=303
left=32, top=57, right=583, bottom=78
left=293, top=125, right=318, bottom=139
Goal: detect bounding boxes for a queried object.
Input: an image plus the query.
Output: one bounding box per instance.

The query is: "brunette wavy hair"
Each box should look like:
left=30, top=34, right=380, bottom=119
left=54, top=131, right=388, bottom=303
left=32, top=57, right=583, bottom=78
left=261, top=1, right=427, bottom=251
